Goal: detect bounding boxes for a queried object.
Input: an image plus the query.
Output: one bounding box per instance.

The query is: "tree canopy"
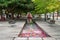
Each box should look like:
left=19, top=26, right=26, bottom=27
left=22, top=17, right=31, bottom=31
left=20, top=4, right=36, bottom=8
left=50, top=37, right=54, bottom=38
left=0, top=0, right=60, bottom=14
left=0, top=0, right=34, bottom=13
left=32, top=0, right=60, bottom=14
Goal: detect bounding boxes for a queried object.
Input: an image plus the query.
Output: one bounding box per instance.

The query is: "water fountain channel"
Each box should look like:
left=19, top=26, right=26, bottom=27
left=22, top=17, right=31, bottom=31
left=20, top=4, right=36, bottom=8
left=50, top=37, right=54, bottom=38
left=18, top=22, right=50, bottom=38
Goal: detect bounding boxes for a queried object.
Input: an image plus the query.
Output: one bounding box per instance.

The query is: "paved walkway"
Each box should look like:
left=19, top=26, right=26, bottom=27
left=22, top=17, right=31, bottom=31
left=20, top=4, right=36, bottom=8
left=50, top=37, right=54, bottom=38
left=0, top=20, right=60, bottom=40
left=36, top=21, right=60, bottom=40
left=14, top=21, right=60, bottom=40
left=0, top=21, right=25, bottom=40
left=55, top=20, right=60, bottom=25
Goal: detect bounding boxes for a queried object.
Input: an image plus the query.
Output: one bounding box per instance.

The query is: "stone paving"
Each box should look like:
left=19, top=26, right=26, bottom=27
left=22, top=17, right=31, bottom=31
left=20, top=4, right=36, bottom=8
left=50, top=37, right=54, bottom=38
left=14, top=20, right=60, bottom=40
left=36, top=21, right=60, bottom=40
left=0, top=19, right=60, bottom=40
left=0, top=21, right=25, bottom=40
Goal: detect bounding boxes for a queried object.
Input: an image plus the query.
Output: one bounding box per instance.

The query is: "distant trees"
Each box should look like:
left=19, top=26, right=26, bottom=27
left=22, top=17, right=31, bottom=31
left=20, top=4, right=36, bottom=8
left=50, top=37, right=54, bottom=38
left=32, top=0, right=60, bottom=20
left=0, top=0, right=34, bottom=12
left=0, top=0, right=60, bottom=20
left=0, top=0, right=34, bottom=20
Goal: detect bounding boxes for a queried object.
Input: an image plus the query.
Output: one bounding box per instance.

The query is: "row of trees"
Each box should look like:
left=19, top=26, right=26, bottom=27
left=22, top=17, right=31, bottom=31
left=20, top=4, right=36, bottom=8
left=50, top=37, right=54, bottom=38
left=0, top=0, right=34, bottom=20
left=0, top=0, right=60, bottom=20
left=0, top=0, right=35, bottom=12
left=32, top=0, right=60, bottom=20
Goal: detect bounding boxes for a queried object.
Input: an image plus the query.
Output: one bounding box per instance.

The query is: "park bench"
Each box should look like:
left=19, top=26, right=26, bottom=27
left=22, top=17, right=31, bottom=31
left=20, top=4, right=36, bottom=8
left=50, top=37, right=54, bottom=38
left=47, top=19, right=55, bottom=24
left=9, top=20, right=16, bottom=24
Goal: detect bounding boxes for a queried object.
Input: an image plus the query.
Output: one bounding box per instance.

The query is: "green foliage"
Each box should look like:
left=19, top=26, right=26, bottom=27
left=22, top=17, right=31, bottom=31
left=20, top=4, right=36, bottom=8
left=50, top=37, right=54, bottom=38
left=0, top=0, right=60, bottom=15
left=46, top=0, right=60, bottom=12
left=0, top=0, right=34, bottom=14
left=0, top=0, right=18, bottom=7
left=32, top=0, right=60, bottom=14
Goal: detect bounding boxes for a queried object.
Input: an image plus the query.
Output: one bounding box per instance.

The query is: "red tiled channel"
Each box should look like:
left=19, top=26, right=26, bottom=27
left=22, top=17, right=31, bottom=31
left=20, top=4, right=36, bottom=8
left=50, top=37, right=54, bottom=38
left=18, top=23, right=50, bottom=37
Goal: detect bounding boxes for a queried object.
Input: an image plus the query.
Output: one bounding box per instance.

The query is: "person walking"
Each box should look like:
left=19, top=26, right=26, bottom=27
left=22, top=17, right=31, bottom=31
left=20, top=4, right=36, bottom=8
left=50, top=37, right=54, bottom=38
left=27, top=12, right=32, bottom=23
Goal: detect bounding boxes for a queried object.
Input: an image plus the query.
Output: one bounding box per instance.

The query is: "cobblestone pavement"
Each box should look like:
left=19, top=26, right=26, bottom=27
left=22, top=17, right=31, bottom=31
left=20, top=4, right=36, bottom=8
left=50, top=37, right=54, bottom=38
left=0, top=21, right=25, bottom=40
left=0, top=19, right=60, bottom=40
left=36, top=21, right=60, bottom=40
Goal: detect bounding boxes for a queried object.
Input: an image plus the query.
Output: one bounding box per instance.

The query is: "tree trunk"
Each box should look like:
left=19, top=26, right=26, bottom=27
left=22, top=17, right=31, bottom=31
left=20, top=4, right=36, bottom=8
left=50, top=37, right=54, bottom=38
left=17, top=13, right=19, bottom=19
left=56, top=11, right=59, bottom=20
left=1, top=14, right=2, bottom=20
left=20, top=13, right=21, bottom=17
left=53, top=12, right=54, bottom=20
left=45, top=13, right=47, bottom=21
left=6, top=14, right=9, bottom=19
left=11, top=13, right=14, bottom=20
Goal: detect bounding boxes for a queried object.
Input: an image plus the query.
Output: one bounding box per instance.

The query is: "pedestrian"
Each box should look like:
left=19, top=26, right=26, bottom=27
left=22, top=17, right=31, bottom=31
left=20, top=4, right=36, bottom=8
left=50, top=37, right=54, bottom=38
left=27, top=12, right=32, bottom=23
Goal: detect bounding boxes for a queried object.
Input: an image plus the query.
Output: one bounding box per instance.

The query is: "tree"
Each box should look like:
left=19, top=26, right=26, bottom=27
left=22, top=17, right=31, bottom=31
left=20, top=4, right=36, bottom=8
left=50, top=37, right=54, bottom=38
left=32, top=0, right=60, bottom=21
left=46, top=0, right=60, bottom=20
left=0, top=0, right=34, bottom=19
